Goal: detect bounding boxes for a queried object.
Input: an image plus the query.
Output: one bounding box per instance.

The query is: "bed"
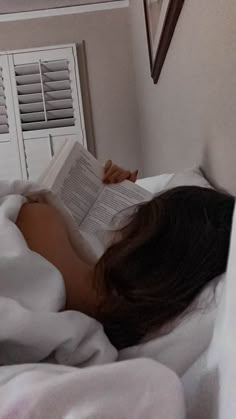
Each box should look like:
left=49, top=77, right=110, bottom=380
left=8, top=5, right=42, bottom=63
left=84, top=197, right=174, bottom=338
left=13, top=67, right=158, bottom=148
left=0, top=156, right=235, bottom=418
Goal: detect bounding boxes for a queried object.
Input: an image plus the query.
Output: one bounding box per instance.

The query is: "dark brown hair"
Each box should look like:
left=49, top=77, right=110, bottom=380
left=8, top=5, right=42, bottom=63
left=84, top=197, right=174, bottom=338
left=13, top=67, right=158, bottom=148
left=95, top=186, right=234, bottom=350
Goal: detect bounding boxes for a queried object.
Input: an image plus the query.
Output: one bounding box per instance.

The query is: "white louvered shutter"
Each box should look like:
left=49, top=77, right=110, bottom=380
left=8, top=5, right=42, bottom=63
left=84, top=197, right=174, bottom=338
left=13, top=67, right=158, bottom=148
left=0, top=44, right=86, bottom=180
left=0, top=55, right=24, bottom=179
left=0, top=65, right=9, bottom=135
left=15, top=59, right=75, bottom=132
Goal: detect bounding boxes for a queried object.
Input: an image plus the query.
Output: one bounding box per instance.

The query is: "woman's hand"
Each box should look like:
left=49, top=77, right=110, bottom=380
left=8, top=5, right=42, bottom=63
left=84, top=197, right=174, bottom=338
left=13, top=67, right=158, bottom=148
left=103, top=160, right=138, bottom=184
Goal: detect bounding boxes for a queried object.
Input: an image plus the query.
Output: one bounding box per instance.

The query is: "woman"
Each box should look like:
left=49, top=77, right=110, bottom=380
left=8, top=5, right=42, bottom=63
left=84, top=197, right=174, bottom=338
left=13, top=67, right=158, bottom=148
left=16, top=161, right=234, bottom=350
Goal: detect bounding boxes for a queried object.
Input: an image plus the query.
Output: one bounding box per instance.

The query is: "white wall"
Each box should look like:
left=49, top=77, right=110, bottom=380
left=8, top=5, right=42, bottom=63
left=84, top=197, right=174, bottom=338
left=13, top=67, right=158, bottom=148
left=129, top=0, right=236, bottom=191
left=0, top=7, right=142, bottom=173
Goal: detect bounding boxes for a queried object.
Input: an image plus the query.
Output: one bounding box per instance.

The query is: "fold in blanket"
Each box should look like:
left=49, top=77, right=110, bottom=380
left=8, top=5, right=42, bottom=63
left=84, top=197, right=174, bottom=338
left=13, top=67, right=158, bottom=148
left=0, top=359, right=185, bottom=419
left=0, top=180, right=117, bottom=366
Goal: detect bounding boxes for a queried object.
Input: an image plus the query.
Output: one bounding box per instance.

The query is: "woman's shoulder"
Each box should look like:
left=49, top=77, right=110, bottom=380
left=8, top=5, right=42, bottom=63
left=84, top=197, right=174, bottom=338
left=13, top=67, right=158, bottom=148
left=16, top=202, right=70, bottom=266
left=16, top=202, right=66, bottom=235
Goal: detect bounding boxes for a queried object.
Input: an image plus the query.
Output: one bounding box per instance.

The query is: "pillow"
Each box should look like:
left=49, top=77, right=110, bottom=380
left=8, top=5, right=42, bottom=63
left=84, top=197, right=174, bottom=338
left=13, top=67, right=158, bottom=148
left=136, top=166, right=212, bottom=194
left=120, top=166, right=219, bottom=377
left=119, top=278, right=223, bottom=377
left=136, top=173, right=173, bottom=194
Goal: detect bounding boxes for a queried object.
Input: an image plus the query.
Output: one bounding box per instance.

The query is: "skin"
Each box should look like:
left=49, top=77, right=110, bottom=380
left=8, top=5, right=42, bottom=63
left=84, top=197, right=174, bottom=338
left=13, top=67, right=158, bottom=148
left=16, top=161, right=138, bottom=317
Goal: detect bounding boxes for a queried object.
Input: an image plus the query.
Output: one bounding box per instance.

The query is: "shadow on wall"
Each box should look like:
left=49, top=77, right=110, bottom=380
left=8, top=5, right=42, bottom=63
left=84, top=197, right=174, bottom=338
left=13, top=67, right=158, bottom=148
left=185, top=366, right=220, bottom=419
left=201, top=134, right=236, bottom=197
left=76, top=42, right=97, bottom=157
left=197, top=367, right=220, bottom=419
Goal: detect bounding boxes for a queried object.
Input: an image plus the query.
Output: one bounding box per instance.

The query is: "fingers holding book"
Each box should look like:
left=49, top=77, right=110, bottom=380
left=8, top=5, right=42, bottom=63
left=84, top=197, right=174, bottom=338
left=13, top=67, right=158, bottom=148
left=103, top=160, right=138, bottom=184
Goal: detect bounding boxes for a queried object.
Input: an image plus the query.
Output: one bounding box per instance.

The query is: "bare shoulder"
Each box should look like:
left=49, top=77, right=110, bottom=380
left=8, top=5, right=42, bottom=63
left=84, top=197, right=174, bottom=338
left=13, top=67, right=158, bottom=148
left=16, top=202, right=95, bottom=312
left=17, top=202, right=66, bottom=234
left=16, top=202, right=69, bottom=262
left=17, top=202, right=61, bottom=222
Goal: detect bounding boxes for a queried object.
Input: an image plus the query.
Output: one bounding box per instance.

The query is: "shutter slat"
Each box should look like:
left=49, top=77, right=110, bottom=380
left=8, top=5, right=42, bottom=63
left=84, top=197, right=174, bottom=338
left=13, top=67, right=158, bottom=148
left=47, top=109, right=73, bottom=119
left=17, top=93, right=43, bottom=104
left=44, top=80, right=71, bottom=91
left=21, top=112, right=45, bottom=123
left=20, top=99, right=73, bottom=113
left=15, top=63, right=39, bottom=76
left=0, top=125, right=9, bottom=134
left=46, top=98, right=73, bottom=110
left=45, top=90, right=72, bottom=100
left=17, top=81, right=71, bottom=95
left=17, top=83, right=42, bottom=94
left=16, top=72, right=70, bottom=85
left=0, top=105, right=7, bottom=115
left=16, top=74, right=40, bottom=85
left=41, top=60, right=68, bottom=72
left=43, top=70, right=69, bottom=82
left=18, top=90, right=71, bottom=104
left=19, top=102, right=44, bottom=113
left=20, top=108, right=73, bottom=122
left=0, top=115, right=8, bottom=125
left=22, top=118, right=74, bottom=131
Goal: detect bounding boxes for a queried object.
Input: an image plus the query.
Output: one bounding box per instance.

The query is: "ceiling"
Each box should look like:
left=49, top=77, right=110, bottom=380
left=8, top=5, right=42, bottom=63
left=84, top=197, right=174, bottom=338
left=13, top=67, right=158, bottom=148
left=0, top=0, right=122, bottom=14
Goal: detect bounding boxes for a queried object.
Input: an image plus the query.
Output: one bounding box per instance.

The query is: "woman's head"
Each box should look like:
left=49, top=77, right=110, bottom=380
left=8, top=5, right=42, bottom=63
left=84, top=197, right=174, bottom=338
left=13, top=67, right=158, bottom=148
left=95, top=186, right=234, bottom=349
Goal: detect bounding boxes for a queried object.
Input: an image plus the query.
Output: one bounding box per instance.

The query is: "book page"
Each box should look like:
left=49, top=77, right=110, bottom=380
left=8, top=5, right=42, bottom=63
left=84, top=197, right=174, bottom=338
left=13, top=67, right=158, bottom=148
left=52, top=142, right=104, bottom=227
left=38, top=139, right=75, bottom=188
left=80, top=180, right=152, bottom=243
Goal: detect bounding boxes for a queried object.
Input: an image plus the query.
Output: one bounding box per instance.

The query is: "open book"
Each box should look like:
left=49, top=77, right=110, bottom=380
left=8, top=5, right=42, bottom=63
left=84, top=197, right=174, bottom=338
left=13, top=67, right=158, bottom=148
left=39, top=140, right=152, bottom=258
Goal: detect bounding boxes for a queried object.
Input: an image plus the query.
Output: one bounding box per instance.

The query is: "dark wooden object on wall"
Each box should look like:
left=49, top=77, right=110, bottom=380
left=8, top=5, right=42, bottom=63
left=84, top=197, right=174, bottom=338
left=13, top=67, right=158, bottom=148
left=144, top=0, right=185, bottom=84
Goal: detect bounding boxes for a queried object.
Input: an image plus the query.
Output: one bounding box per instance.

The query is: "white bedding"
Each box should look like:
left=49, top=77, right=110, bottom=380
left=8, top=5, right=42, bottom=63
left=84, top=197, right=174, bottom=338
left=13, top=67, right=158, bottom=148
left=0, top=168, right=234, bottom=418
left=0, top=359, right=185, bottom=419
left=137, top=169, right=236, bottom=418
left=181, top=209, right=236, bottom=419
left=119, top=278, right=223, bottom=376
left=0, top=179, right=117, bottom=366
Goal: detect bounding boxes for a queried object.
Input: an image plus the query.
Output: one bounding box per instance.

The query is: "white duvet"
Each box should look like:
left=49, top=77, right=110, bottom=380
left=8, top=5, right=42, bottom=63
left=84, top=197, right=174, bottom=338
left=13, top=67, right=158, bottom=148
left=0, top=179, right=117, bottom=367
left=0, top=360, right=185, bottom=419
left=0, top=173, right=236, bottom=419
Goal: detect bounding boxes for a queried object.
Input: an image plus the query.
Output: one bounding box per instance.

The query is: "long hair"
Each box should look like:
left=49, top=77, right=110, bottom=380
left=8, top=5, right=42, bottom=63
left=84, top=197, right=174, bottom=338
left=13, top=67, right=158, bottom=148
left=95, top=186, right=234, bottom=349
